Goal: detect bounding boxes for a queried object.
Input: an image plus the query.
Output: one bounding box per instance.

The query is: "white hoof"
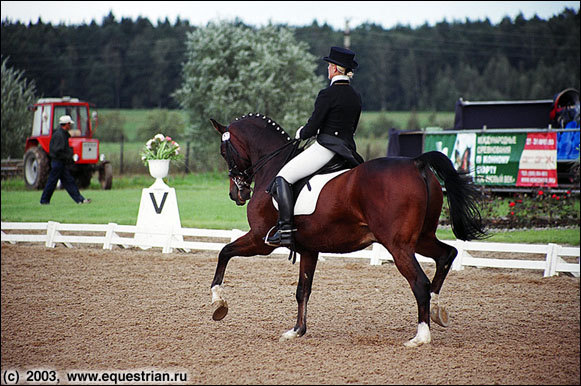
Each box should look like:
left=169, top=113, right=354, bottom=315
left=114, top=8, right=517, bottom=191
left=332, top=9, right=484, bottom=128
left=431, top=305, right=449, bottom=327
left=403, top=322, right=431, bottom=348
left=279, top=329, right=299, bottom=342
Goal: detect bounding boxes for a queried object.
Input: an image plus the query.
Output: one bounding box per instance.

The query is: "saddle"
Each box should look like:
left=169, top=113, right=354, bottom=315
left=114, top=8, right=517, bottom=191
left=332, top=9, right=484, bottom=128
left=269, top=154, right=351, bottom=216
left=292, top=154, right=350, bottom=197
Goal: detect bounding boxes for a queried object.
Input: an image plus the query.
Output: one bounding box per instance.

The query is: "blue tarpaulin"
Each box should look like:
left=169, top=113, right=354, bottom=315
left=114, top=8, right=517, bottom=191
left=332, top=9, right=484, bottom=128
left=557, top=130, right=580, bottom=161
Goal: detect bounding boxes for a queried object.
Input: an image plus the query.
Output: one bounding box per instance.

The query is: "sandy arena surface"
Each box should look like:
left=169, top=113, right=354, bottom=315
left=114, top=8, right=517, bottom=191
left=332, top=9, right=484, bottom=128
left=1, top=243, right=579, bottom=385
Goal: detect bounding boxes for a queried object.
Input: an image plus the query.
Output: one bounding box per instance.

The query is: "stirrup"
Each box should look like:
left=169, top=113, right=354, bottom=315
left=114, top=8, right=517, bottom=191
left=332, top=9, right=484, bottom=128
left=264, top=226, right=296, bottom=247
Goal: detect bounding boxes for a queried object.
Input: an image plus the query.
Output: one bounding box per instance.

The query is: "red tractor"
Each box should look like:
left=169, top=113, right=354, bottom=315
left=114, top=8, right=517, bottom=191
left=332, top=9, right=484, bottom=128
left=23, top=97, right=113, bottom=190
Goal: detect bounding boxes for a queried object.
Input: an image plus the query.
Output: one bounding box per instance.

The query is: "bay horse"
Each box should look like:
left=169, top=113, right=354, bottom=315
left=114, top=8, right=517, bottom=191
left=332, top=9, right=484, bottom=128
left=209, top=113, right=487, bottom=347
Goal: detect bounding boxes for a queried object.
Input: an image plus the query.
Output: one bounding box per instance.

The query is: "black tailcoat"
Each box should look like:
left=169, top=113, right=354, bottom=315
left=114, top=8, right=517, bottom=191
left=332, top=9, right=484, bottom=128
left=300, top=79, right=364, bottom=167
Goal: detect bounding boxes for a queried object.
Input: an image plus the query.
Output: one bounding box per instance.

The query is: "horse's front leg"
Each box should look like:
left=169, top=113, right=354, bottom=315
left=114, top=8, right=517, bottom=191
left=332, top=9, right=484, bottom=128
left=211, top=232, right=273, bottom=321
left=280, top=250, right=319, bottom=341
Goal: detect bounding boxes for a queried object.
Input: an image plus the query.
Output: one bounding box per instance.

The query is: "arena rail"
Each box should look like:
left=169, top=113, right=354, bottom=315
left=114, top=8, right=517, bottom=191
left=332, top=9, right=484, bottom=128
left=1, top=221, right=579, bottom=278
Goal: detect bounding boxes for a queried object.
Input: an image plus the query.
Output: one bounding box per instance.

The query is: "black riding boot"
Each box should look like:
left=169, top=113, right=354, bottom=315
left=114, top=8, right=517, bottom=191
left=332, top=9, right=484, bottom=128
left=265, top=176, right=295, bottom=247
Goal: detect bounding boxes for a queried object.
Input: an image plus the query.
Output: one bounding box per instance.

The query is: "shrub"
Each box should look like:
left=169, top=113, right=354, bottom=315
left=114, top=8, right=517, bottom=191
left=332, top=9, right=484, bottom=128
left=440, top=189, right=580, bottom=229
left=94, top=111, right=126, bottom=142
left=136, top=109, right=185, bottom=143
left=1, top=57, right=37, bottom=158
left=504, top=189, right=579, bottom=228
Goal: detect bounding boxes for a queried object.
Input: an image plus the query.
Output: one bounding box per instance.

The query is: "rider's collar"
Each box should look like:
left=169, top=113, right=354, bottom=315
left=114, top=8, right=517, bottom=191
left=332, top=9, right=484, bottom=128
left=330, top=75, right=350, bottom=85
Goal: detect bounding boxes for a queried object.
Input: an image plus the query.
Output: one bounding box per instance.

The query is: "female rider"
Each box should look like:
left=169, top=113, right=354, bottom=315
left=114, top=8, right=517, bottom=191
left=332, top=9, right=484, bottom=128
left=266, top=46, right=364, bottom=247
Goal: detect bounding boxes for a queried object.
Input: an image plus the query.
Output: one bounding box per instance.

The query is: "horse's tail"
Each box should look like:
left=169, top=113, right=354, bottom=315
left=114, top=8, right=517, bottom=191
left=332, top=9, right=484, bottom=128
left=415, top=151, right=488, bottom=241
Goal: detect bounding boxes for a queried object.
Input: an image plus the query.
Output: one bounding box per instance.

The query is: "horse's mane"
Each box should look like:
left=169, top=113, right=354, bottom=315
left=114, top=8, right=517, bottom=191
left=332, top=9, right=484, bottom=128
left=232, top=113, right=293, bottom=143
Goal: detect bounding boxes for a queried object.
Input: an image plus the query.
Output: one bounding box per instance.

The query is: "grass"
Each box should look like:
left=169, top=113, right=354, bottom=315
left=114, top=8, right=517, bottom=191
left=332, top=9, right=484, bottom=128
left=98, top=108, right=169, bottom=142
left=2, top=173, right=579, bottom=246
left=1, top=173, right=248, bottom=230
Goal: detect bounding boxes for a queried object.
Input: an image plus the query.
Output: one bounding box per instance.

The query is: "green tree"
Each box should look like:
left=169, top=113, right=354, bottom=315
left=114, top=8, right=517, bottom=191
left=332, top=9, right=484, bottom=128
left=173, top=21, right=325, bottom=171
left=1, top=57, right=37, bottom=158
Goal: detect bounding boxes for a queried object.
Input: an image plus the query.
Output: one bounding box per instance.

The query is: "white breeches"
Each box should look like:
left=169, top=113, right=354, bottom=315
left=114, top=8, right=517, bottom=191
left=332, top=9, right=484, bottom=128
left=277, top=141, right=336, bottom=184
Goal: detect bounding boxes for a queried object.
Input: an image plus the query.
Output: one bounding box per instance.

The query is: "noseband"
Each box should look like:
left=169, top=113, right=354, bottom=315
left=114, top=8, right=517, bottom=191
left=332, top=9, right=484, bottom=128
left=221, top=130, right=300, bottom=194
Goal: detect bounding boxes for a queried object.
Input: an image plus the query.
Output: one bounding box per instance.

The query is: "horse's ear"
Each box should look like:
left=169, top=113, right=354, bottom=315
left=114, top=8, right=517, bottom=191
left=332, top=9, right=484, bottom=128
left=210, top=118, right=227, bottom=134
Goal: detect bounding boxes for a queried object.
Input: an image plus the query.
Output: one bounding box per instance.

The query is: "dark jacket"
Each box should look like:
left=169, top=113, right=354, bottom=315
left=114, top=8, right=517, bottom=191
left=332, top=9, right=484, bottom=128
left=300, top=79, right=364, bottom=166
left=49, top=126, right=74, bottom=163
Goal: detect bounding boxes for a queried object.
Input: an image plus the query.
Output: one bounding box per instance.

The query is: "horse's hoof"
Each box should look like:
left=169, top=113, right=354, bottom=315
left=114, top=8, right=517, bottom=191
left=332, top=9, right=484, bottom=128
left=404, top=322, right=431, bottom=347
left=403, top=339, right=418, bottom=348
left=403, top=338, right=429, bottom=348
left=431, top=305, right=449, bottom=327
left=279, top=329, right=299, bottom=341
left=212, top=300, right=228, bottom=321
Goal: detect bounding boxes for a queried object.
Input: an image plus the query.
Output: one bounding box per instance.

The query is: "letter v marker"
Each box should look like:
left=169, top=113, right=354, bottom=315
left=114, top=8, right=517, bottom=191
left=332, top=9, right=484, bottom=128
left=149, top=192, right=168, bottom=214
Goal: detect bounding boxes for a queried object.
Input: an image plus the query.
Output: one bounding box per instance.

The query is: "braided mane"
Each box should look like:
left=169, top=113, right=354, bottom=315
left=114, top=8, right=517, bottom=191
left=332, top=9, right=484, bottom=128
left=234, top=113, right=293, bottom=142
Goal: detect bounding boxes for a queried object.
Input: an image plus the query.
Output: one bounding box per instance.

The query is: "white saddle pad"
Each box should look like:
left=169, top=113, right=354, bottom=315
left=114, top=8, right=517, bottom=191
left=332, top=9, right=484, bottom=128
left=272, top=169, right=350, bottom=216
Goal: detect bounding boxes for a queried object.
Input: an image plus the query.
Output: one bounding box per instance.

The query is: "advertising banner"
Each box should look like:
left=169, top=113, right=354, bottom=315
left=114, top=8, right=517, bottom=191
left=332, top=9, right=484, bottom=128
left=424, top=131, right=557, bottom=187
left=516, top=132, right=557, bottom=186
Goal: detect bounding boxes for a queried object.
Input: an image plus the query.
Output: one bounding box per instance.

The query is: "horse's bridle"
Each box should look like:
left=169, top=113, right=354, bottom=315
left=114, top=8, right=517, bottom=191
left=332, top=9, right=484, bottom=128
left=221, top=131, right=253, bottom=192
left=221, top=130, right=300, bottom=193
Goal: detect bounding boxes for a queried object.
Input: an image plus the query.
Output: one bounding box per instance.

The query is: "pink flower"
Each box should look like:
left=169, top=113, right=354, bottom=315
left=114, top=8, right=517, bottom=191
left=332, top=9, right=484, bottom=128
left=538, top=190, right=544, bottom=196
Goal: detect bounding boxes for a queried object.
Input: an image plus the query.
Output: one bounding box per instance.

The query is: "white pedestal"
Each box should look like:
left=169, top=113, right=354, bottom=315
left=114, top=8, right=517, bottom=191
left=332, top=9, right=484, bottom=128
left=135, top=178, right=184, bottom=252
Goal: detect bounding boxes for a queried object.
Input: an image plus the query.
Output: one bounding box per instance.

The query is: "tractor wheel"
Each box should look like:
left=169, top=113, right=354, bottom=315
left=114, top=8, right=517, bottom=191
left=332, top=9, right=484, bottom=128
left=73, top=165, right=93, bottom=189
left=99, top=162, right=113, bottom=190
left=23, top=147, right=50, bottom=190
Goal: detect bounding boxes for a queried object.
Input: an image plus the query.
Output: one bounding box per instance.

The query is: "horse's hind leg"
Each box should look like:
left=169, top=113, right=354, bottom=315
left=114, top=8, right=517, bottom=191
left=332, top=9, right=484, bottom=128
left=416, top=235, right=457, bottom=327
left=387, top=245, right=432, bottom=347
left=280, top=250, right=319, bottom=341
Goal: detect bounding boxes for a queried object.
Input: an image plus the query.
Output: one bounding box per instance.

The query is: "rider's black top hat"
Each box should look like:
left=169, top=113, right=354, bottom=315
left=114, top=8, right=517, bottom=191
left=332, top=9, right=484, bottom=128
left=323, top=46, right=358, bottom=70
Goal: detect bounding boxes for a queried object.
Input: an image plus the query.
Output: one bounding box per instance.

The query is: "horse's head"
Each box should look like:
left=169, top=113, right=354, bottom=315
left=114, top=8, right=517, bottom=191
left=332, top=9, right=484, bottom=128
left=211, top=118, right=253, bottom=205
left=211, top=114, right=294, bottom=206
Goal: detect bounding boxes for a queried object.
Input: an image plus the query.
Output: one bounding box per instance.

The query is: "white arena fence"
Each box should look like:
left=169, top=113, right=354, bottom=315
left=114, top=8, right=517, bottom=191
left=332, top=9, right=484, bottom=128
left=1, top=221, right=579, bottom=278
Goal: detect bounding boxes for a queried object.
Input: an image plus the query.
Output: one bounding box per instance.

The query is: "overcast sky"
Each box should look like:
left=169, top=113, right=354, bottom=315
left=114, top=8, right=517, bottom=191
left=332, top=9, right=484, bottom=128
left=2, top=1, right=579, bottom=30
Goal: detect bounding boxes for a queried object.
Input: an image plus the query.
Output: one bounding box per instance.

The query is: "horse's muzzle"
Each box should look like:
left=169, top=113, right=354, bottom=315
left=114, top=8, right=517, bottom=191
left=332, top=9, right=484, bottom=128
left=230, top=186, right=251, bottom=206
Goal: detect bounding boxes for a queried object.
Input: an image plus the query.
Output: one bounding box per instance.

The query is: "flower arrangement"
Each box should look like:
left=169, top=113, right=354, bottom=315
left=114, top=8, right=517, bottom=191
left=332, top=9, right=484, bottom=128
left=141, top=134, right=183, bottom=165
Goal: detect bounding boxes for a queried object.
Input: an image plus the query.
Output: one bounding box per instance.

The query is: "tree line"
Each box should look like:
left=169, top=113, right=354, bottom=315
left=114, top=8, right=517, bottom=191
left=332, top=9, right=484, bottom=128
left=1, top=8, right=579, bottom=112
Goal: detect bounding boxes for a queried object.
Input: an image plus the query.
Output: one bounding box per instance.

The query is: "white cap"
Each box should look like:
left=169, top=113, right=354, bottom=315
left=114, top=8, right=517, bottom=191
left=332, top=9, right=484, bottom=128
left=59, top=115, right=75, bottom=125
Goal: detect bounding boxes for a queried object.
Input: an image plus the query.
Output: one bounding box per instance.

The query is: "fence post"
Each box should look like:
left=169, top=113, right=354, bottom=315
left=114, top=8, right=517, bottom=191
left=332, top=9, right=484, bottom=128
left=370, top=243, right=391, bottom=265
left=46, top=221, right=58, bottom=248
left=119, top=133, right=124, bottom=175
left=544, top=243, right=559, bottom=277
left=163, top=225, right=174, bottom=254
left=451, top=240, right=465, bottom=271
left=184, top=141, right=190, bottom=174
left=103, top=222, right=118, bottom=250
